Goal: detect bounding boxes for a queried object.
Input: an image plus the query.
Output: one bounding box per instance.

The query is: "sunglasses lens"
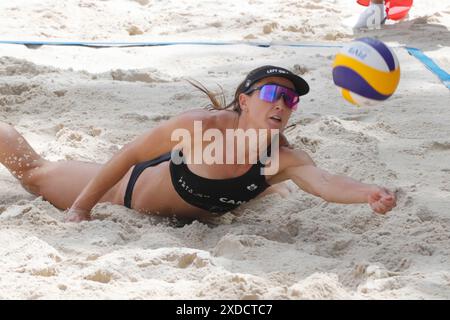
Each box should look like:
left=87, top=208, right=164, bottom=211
left=259, top=85, right=299, bottom=110
left=259, top=84, right=278, bottom=103
left=279, top=87, right=299, bottom=109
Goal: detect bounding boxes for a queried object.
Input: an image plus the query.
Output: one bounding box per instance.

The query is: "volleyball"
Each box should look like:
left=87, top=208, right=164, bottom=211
left=332, top=37, right=400, bottom=106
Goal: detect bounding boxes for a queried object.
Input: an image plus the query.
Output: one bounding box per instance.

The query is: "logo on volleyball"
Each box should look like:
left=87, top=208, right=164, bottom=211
left=332, top=37, right=401, bottom=106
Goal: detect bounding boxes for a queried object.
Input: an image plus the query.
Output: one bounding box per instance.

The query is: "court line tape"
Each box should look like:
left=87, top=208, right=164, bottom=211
left=0, top=40, right=448, bottom=89
left=0, top=40, right=345, bottom=48
left=405, top=47, right=450, bottom=90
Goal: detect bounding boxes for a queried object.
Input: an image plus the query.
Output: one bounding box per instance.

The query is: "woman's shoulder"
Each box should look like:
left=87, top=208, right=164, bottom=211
left=277, top=147, right=316, bottom=170
left=176, top=108, right=235, bottom=130
left=177, top=108, right=211, bottom=120
left=261, top=147, right=315, bottom=181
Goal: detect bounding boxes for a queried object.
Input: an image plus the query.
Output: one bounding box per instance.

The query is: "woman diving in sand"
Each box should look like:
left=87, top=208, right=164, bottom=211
left=0, top=65, right=397, bottom=222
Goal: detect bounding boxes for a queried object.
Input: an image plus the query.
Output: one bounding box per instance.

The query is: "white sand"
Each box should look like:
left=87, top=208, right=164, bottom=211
left=0, top=0, right=449, bottom=299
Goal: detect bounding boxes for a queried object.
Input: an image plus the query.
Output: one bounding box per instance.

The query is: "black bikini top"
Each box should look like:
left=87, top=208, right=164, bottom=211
left=169, top=146, right=272, bottom=214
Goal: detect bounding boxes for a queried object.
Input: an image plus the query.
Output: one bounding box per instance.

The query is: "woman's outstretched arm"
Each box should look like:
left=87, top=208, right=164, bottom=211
left=66, top=110, right=209, bottom=222
left=275, top=149, right=397, bottom=215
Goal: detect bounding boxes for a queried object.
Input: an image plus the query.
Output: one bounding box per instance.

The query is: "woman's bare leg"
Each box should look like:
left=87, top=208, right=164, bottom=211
left=0, top=123, right=119, bottom=210
left=0, top=122, right=47, bottom=193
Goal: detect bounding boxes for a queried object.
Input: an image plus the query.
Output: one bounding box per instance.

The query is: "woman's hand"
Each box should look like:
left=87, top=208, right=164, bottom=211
left=367, top=187, right=397, bottom=215
left=64, top=208, right=92, bottom=222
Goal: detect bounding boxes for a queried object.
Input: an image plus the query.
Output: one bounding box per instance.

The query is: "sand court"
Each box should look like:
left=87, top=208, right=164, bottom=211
left=0, top=0, right=449, bottom=299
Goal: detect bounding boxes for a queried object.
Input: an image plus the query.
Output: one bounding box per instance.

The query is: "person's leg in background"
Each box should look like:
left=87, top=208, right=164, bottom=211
left=354, top=0, right=386, bottom=30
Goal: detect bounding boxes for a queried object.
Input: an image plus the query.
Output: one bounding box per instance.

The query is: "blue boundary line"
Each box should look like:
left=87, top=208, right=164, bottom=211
left=0, top=40, right=448, bottom=89
left=0, top=39, right=344, bottom=48
left=0, top=40, right=248, bottom=48
left=405, top=47, right=450, bottom=90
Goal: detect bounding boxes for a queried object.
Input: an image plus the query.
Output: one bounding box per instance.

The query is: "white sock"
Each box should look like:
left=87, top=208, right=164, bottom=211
left=354, top=3, right=386, bottom=30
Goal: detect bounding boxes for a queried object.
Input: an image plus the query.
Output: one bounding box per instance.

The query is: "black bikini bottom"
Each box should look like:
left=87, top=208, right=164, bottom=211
left=123, top=152, right=171, bottom=209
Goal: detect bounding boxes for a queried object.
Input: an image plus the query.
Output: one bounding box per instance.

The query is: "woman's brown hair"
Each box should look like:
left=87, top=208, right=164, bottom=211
left=186, top=79, right=295, bottom=148
left=186, top=79, right=247, bottom=115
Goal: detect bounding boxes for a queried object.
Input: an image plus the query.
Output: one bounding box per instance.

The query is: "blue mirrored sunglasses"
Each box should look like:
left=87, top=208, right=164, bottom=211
left=245, top=84, right=300, bottom=110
